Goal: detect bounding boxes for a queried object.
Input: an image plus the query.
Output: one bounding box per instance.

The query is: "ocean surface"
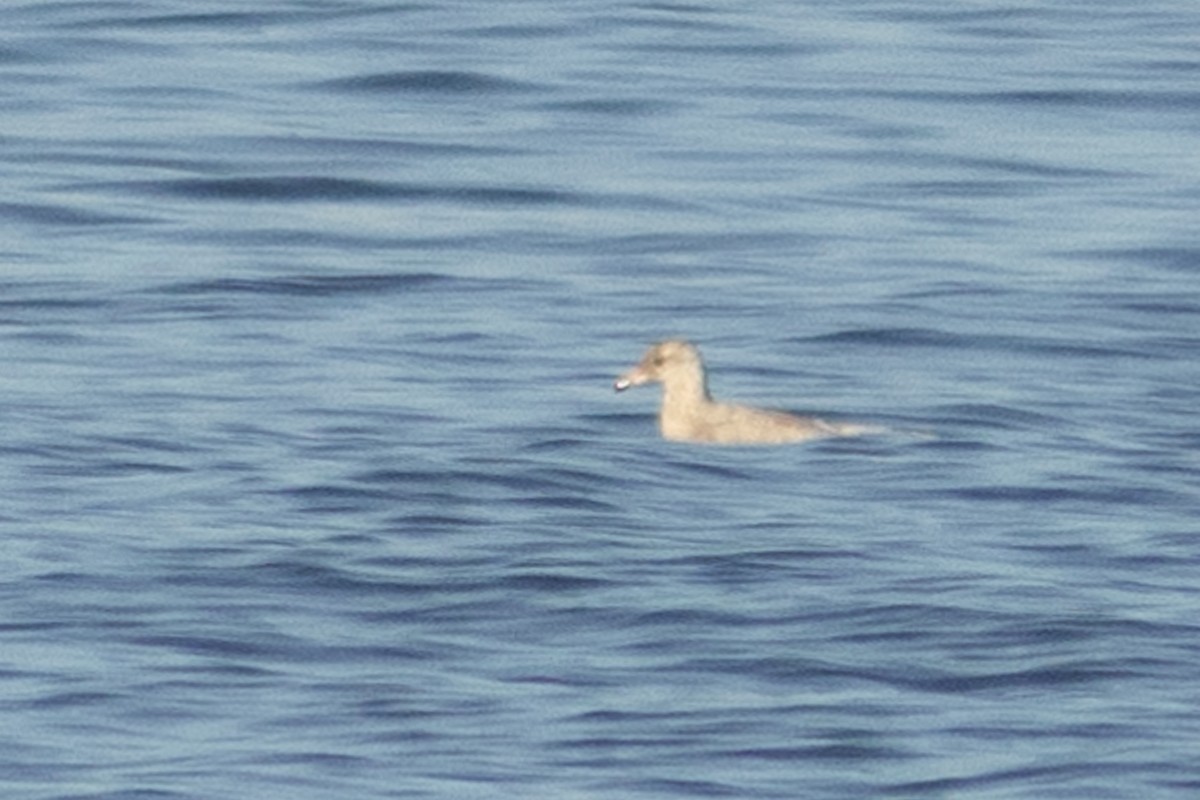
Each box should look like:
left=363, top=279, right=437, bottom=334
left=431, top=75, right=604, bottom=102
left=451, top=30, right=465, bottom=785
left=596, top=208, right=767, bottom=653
left=3, top=1, right=1200, bottom=798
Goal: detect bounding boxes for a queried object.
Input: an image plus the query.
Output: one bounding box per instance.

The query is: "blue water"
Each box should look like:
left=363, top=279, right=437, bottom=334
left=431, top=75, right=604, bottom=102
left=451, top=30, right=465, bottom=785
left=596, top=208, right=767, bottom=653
left=3, top=1, right=1200, bottom=798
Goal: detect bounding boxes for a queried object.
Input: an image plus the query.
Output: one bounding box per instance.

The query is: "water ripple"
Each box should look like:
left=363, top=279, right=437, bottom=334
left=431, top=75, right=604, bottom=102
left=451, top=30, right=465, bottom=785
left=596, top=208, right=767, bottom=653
left=100, top=176, right=580, bottom=206
left=312, top=70, right=542, bottom=95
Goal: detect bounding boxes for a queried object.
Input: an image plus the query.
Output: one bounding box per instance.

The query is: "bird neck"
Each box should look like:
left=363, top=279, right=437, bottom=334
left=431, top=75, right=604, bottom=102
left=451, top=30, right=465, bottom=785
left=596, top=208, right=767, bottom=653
left=661, top=368, right=711, bottom=413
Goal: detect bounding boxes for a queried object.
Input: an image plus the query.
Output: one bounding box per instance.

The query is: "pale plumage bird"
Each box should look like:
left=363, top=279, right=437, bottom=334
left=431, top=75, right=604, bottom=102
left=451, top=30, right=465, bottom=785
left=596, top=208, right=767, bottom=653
left=614, top=339, right=874, bottom=445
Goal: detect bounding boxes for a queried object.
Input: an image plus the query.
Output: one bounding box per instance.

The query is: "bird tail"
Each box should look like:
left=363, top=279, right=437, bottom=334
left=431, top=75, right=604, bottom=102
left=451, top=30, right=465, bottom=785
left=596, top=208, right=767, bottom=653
left=828, top=421, right=888, bottom=437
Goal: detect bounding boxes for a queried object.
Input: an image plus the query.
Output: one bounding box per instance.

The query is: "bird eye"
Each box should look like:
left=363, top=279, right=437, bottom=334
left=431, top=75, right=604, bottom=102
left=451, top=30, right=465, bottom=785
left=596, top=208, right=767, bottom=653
left=652, top=357, right=665, bottom=366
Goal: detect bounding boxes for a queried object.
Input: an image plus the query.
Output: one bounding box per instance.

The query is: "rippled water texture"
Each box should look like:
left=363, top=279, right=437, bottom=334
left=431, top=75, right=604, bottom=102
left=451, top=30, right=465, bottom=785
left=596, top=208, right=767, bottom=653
left=3, top=2, right=1200, bottom=798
